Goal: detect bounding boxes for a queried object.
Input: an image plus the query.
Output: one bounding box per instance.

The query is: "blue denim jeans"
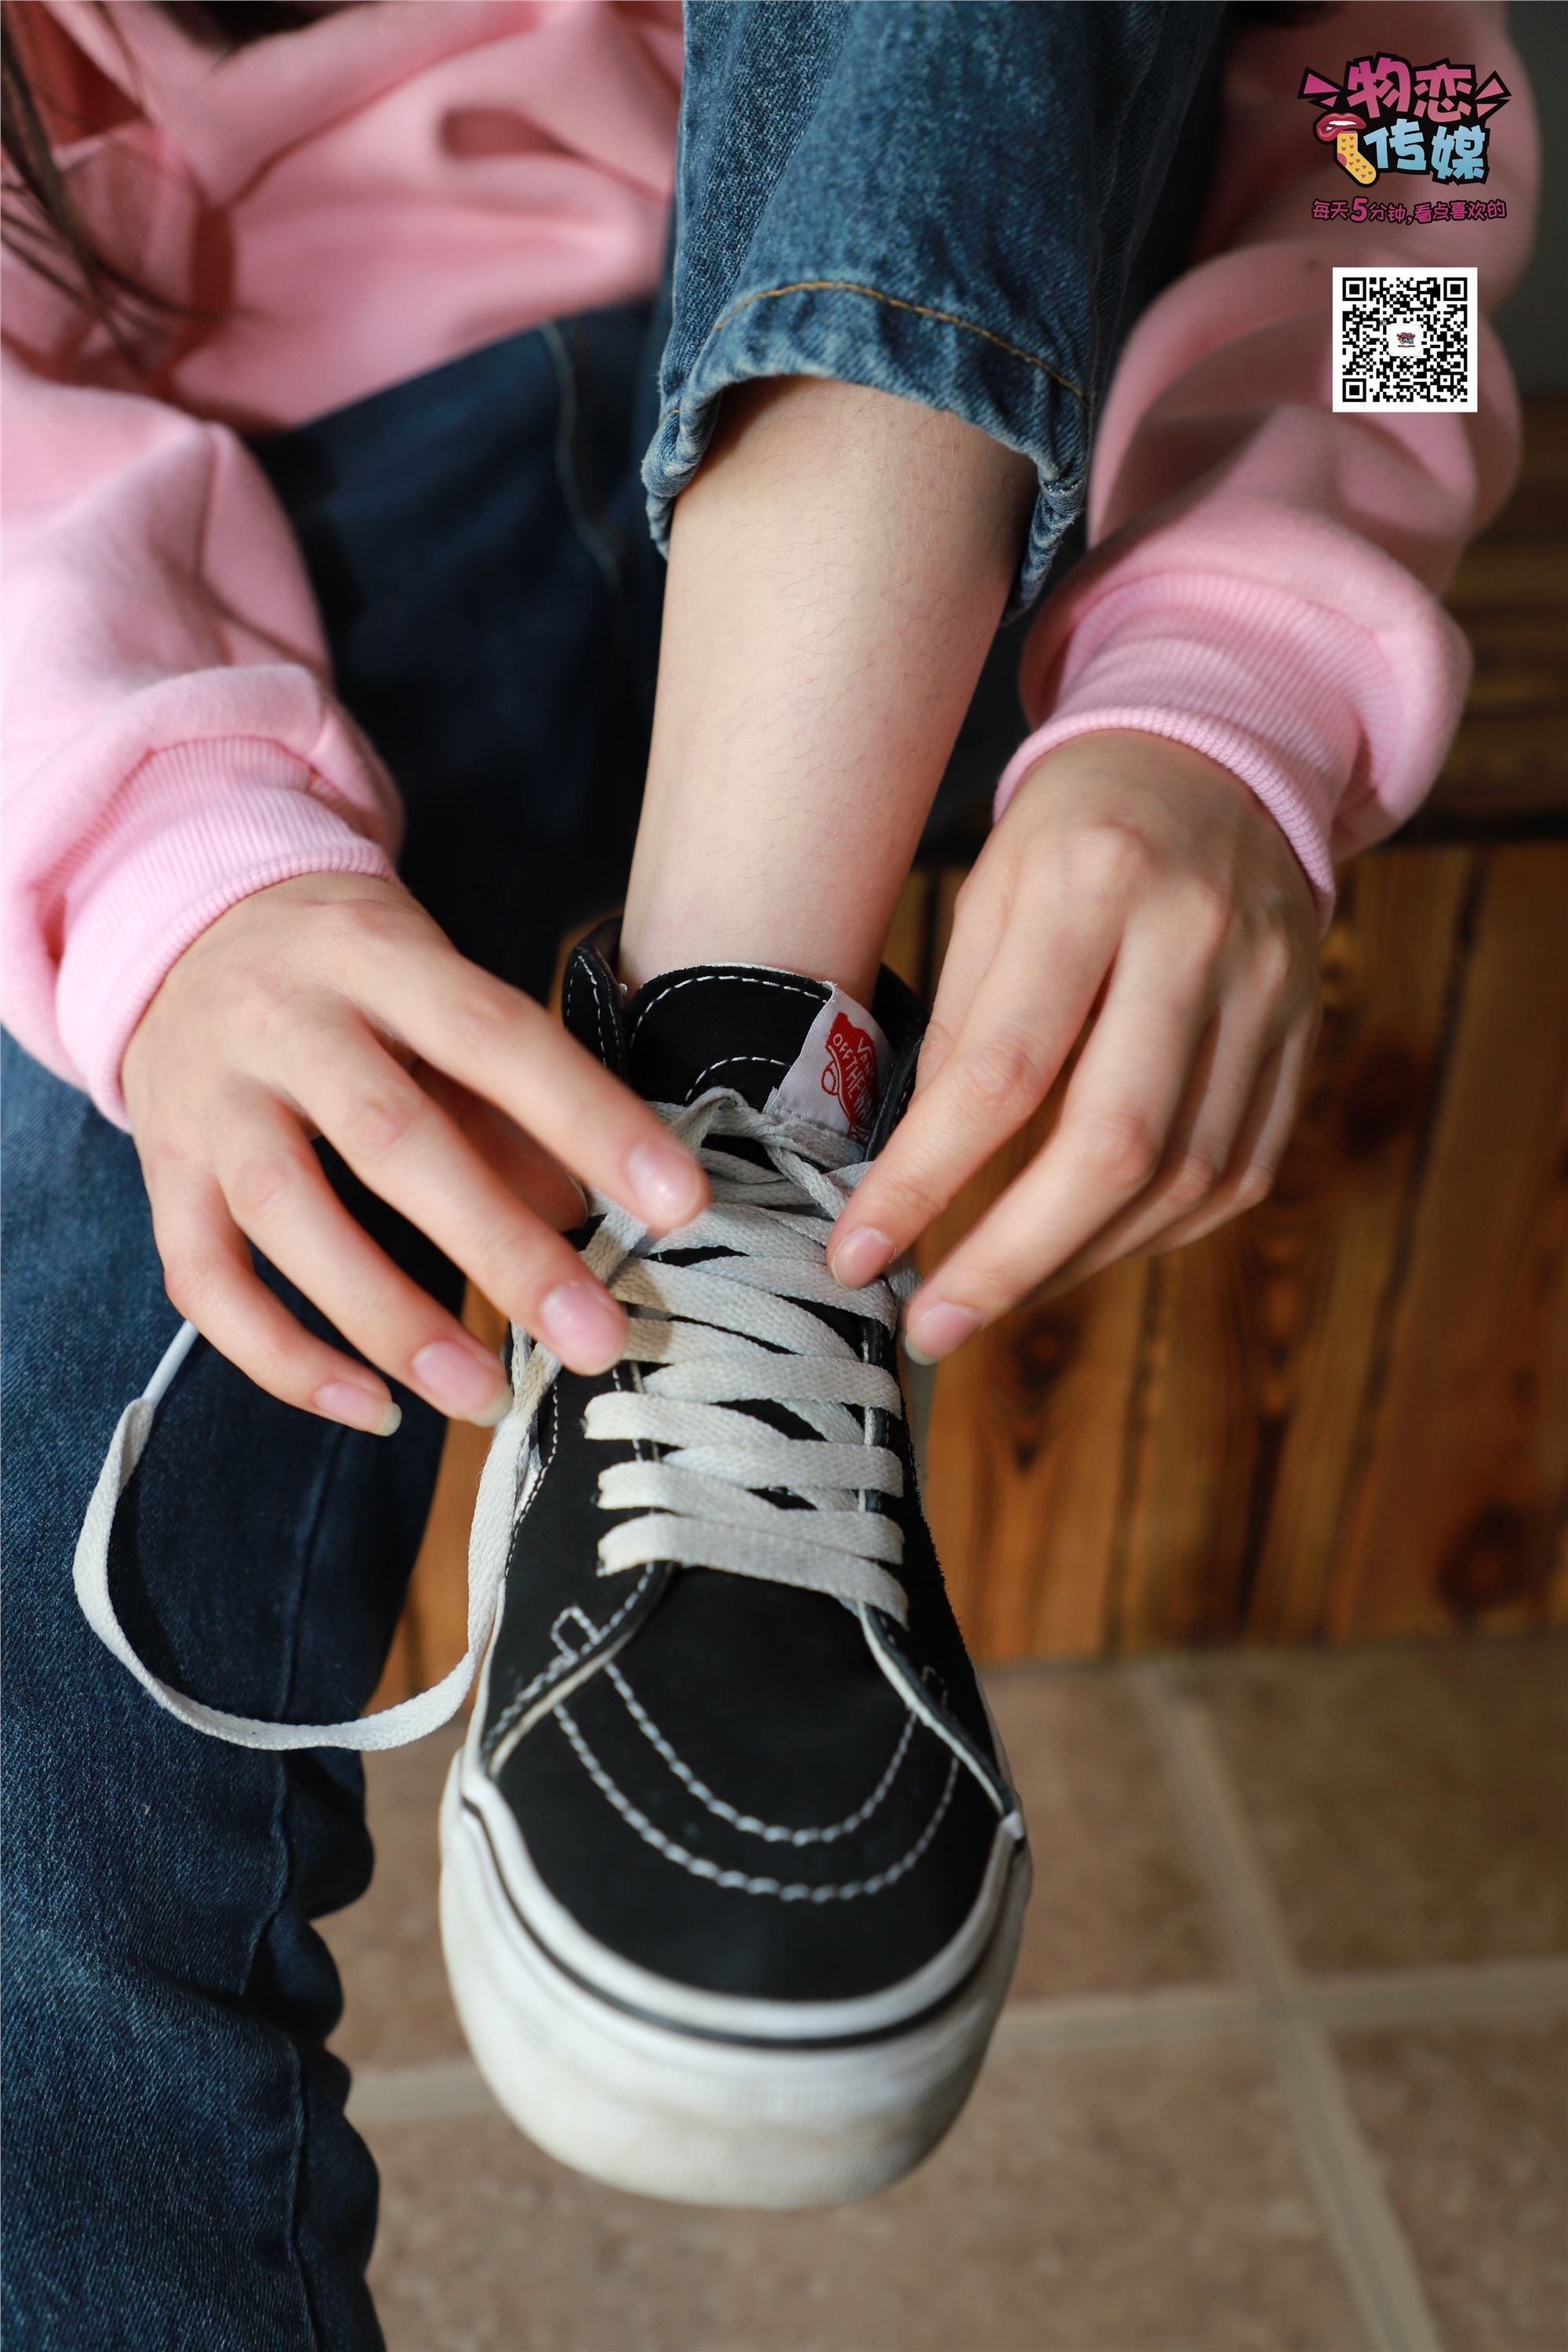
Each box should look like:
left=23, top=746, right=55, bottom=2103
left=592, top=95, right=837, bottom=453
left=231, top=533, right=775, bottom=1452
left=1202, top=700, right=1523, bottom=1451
left=648, top=1, right=1226, bottom=609
left=2, top=302, right=665, bottom=2352
left=2, top=11, right=1223, bottom=2343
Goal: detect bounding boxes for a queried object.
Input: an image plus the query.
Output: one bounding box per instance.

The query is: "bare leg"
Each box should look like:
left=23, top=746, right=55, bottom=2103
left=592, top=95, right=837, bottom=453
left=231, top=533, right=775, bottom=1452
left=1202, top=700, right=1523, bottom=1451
left=619, top=378, right=1033, bottom=1003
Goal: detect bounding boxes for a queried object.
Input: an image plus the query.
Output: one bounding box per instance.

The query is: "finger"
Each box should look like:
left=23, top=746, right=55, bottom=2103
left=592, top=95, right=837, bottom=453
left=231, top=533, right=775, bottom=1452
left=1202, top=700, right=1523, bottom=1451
left=831, top=898, right=1119, bottom=1288
left=1143, top=1012, right=1319, bottom=1257
left=1018, top=1022, right=1281, bottom=1300
left=419, top=1065, right=588, bottom=1231
left=1040, top=994, right=1280, bottom=1281
left=1089, top=928, right=1319, bottom=1269
left=212, top=1087, right=524, bottom=1417
left=347, top=932, right=707, bottom=1235
left=902, top=925, right=1213, bottom=1357
left=911, top=869, right=1008, bottom=1098
left=147, top=1167, right=402, bottom=1433
left=1031, top=1014, right=1317, bottom=1300
left=277, top=1025, right=627, bottom=1375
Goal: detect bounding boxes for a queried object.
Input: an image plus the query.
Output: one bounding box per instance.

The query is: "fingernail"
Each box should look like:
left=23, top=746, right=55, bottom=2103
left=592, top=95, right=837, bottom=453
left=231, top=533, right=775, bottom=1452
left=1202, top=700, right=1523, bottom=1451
left=628, top=1138, right=703, bottom=1229
left=902, top=1301, right=982, bottom=1365
left=410, top=1340, right=510, bottom=1425
left=314, top=1380, right=401, bottom=1437
left=831, top=1226, right=893, bottom=1289
left=539, top=1279, right=625, bottom=1372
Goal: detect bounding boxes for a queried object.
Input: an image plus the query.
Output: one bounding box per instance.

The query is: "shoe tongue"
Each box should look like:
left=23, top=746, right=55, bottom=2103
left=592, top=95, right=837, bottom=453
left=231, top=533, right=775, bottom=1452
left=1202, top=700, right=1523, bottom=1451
left=623, top=964, right=890, bottom=1142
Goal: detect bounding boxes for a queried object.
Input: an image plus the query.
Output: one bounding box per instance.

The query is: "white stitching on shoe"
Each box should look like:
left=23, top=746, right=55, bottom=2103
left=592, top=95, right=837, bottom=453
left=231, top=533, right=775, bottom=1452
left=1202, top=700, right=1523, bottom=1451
left=564, top=953, right=615, bottom=1073
left=688, top=1052, right=789, bottom=1094
left=564, top=958, right=586, bottom=1054
left=481, top=1390, right=662, bottom=1759
left=603, top=1660, right=916, bottom=1846
left=552, top=1700, right=960, bottom=1901
left=482, top=1563, right=659, bottom=1757
left=626, top=969, right=825, bottom=1048
left=591, top=961, right=619, bottom=1069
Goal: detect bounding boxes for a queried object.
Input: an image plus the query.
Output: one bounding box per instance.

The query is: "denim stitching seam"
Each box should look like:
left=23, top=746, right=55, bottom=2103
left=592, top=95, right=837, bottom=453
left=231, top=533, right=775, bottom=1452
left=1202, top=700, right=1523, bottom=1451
left=659, top=278, right=1087, bottom=423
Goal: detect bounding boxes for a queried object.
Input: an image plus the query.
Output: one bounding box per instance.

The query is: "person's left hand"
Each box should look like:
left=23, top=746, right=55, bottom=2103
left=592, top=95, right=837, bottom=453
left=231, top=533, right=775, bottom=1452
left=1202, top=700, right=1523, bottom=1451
left=827, top=731, right=1323, bottom=1358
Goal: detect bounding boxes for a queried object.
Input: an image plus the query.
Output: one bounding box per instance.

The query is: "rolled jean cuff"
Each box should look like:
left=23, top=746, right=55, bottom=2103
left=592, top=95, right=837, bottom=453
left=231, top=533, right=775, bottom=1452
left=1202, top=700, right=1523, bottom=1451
left=644, top=5, right=1224, bottom=616
left=642, top=277, right=1088, bottom=614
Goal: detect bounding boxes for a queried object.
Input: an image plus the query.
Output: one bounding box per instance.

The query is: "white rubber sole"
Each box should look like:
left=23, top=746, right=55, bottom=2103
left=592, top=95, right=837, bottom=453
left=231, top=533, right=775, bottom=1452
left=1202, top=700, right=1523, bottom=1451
left=437, top=1751, right=1030, bottom=2209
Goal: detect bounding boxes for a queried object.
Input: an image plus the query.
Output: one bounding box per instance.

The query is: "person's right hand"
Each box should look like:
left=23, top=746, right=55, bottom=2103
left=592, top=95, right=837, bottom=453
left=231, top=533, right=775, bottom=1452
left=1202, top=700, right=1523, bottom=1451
left=121, top=873, right=707, bottom=1435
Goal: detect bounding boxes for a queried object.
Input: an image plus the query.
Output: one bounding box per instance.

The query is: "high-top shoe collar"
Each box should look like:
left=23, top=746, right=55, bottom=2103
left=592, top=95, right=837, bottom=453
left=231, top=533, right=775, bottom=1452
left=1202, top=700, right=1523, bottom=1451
left=561, top=919, right=926, bottom=1151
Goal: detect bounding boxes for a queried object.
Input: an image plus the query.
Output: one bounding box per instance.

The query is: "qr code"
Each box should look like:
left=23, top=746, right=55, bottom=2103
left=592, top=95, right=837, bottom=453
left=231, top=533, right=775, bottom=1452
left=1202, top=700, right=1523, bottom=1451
left=1334, top=267, right=1477, bottom=414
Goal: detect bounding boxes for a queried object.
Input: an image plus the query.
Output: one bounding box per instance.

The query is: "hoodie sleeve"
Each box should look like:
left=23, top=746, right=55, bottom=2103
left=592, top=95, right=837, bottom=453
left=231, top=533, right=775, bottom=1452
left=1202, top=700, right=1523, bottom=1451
left=1, top=345, right=402, bottom=1125
left=993, top=2, right=1539, bottom=928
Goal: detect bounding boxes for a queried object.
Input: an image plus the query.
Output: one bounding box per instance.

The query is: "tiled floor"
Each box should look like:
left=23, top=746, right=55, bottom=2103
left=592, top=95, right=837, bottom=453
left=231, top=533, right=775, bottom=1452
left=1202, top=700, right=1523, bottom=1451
left=321, top=1638, right=1568, bottom=2352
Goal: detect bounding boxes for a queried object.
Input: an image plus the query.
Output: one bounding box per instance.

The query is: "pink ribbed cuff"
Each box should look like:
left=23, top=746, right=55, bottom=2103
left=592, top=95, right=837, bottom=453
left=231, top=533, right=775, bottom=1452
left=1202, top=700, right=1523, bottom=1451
left=993, top=575, right=1403, bottom=933
left=56, top=738, right=398, bottom=1126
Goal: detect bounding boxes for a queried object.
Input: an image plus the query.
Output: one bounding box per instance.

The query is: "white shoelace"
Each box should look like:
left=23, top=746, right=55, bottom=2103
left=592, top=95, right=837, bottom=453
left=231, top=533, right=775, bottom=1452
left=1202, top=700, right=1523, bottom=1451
left=72, top=1090, right=914, bottom=1754
left=536, top=1091, right=914, bottom=1622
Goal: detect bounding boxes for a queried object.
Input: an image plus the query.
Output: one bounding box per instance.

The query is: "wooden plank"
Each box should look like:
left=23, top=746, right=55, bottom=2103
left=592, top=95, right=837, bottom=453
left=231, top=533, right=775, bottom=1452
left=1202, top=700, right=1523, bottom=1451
left=1442, top=538, right=1567, bottom=612
left=883, top=869, right=931, bottom=997
left=1330, top=844, right=1568, bottom=1639
left=1487, top=397, right=1566, bottom=526
left=1419, top=401, right=1568, bottom=830
left=1545, top=1215, right=1568, bottom=1626
left=1237, top=847, right=1475, bottom=1640
left=924, top=1253, right=1150, bottom=1660
left=1109, top=1211, right=1267, bottom=1652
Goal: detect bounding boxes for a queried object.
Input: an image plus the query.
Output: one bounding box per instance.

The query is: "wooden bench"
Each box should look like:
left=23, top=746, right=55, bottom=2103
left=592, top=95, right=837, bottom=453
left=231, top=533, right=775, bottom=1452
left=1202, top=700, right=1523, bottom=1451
left=376, top=399, right=1567, bottom=1704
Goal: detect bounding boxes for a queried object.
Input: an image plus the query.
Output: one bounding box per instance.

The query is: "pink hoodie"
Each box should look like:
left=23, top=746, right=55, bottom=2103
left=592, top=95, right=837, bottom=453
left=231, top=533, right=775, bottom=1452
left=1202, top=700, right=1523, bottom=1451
left=0, top=2, right=1537, bottom=1123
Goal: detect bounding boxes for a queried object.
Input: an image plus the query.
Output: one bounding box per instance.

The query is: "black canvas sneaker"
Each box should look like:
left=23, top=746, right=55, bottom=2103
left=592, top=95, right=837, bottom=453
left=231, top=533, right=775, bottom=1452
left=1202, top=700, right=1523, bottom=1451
left=440, top=921, right=1029, bottom=2208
